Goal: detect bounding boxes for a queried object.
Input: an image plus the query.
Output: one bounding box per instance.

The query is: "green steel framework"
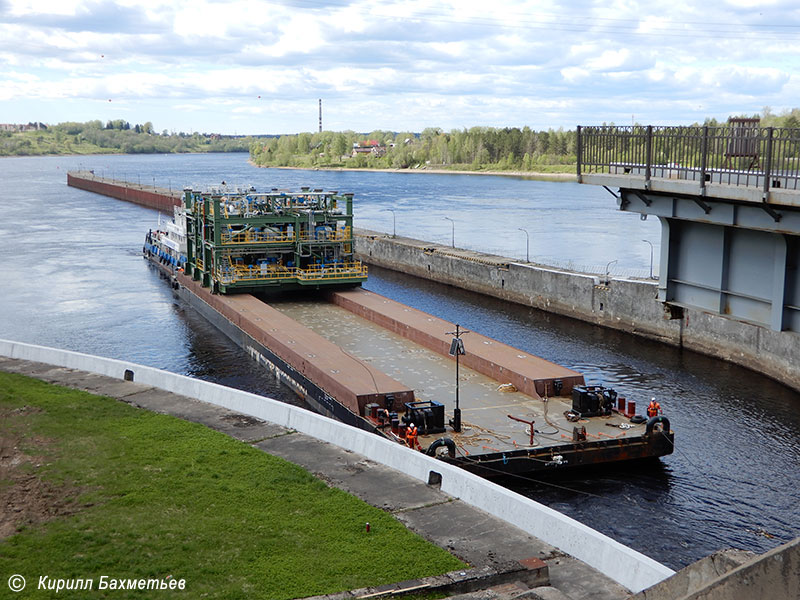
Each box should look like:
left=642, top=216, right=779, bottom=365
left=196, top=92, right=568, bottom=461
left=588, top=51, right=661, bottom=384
left=184, top=187, right=367, bottom=293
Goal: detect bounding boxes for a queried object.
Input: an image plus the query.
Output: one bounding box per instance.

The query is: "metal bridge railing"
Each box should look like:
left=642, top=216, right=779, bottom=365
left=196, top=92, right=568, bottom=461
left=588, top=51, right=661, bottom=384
left=577, top=125, right=800, bottom=195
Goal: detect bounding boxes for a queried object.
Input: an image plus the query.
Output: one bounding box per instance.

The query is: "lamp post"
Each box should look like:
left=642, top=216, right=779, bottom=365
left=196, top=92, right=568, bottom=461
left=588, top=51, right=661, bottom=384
left=518, top=227, right=529, bottom=262
left=446, top=324, right=468, bottom=433
left=642, top=239, right=654, bottom=279
left=444, top=216, right=455, bottom=248
left=605, top=259, right=618, bottom=285
left=383, top=208, right=396, bottom=238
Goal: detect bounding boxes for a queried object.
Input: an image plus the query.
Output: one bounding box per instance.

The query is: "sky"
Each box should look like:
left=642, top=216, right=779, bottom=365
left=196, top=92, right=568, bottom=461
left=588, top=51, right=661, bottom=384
left=2, top=0, right=800, bottom=135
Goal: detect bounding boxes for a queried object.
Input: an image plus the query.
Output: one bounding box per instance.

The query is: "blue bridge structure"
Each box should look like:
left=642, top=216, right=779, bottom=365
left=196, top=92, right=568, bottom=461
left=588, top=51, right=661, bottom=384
left=577, top=122, right=800, bottom=334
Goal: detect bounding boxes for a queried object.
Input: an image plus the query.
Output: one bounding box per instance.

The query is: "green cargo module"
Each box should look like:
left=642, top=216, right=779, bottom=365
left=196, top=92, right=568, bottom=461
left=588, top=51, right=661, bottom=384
left=184, top=186, right=367, bottom=293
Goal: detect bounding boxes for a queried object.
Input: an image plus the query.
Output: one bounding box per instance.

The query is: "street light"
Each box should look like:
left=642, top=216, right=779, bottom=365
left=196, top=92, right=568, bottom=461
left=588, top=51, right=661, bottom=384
left=446, top=324, right=469, bottom=433
left=605, top=259, right=618, bottom=285
left=383, top=208, right=396, bottom=238
left=444, top=216, right=455, bottom=248
left=642, top=239, right=654, bottom=279
left=518, top=227, right=529, bottom=262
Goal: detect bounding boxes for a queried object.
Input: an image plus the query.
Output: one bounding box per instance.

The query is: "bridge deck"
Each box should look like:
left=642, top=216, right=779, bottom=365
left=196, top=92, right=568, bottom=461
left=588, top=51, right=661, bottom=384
left=577, top=125, right=800, bottom=209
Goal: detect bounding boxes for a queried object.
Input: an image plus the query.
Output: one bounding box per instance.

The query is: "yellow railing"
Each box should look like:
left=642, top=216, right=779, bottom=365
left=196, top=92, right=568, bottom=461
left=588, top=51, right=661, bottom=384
left=195, top=257, right=204, bottom=270
left=299, top=227, right=352, bottom=242
left=214, top=264, right=298, bottom=284
left=296, top=262, right=368, bottom=281
left=220, top=230, right=295, bottom=245
left=212, top=262, right=367, bottom=284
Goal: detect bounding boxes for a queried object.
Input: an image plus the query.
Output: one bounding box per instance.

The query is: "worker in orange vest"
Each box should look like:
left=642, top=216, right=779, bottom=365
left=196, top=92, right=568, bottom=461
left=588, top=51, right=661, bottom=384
left=647, top=398, right=662, bottom=418
left=406, top=422, right=420, bottom=450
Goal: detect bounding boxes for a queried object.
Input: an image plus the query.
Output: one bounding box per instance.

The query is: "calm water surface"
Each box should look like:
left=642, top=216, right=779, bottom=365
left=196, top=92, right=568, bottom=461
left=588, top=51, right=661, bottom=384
left=0, top=153, right=797, bottom=570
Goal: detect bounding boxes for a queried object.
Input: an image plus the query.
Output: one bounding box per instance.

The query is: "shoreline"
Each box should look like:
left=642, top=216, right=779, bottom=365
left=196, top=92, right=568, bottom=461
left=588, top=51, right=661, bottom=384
left=249, top=160, right=577, bottom=182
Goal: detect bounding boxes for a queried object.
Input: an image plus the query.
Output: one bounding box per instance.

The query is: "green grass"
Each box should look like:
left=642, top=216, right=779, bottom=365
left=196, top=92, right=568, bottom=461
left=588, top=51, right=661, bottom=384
left=0, top=372, right=464, bottom=599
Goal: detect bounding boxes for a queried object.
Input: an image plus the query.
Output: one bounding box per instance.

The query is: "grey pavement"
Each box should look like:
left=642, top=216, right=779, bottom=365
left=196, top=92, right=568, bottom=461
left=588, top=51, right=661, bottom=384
left=0, top=357, right=629, bottom=600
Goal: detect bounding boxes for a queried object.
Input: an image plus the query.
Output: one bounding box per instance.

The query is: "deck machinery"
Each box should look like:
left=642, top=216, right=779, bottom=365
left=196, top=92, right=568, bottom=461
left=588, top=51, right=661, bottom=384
left=184, top=186, right=368, bottom=293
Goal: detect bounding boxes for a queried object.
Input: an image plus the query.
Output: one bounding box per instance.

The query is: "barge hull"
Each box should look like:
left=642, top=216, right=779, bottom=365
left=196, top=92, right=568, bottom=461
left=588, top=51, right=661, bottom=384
left=148, top=263, right=413, bottom=431
left=68, top=171, right=181, bottom=212
left=449, top=430, right=675, bottom=477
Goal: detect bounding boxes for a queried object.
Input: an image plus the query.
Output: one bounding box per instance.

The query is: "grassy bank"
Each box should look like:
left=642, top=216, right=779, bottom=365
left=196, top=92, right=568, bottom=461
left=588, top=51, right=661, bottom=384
left=0, top=372, right=464, bottom=599
left=262, top=163, right=576, bottom=182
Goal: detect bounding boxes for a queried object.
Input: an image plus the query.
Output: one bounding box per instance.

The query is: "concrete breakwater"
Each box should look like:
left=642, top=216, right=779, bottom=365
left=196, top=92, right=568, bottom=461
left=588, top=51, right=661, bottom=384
left=354, top=230, right=800, bottom=393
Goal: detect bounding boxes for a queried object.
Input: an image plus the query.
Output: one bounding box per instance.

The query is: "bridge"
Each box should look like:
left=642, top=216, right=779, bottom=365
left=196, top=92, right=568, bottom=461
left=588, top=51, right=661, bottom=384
left=577, top=123, right=800, bottom=333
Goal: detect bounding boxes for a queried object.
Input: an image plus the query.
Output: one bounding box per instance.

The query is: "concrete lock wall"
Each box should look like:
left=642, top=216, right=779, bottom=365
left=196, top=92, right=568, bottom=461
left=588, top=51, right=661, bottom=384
left=0, top=339, right=673, bottom=593
left=355, top=231, right=800, bottom=392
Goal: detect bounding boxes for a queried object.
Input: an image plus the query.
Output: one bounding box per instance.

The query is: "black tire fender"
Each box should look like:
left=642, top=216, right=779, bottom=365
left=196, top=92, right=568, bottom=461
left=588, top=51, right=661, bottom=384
left=646, top=415, right=670, bottom=435
left=426, top=437, right=456, bottom=458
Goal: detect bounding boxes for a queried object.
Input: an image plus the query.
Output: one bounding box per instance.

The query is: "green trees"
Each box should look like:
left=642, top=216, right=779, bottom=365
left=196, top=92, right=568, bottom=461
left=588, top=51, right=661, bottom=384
left=0, top=121, right=256, bottom=156
left=249, top=126, right=580, bottom=173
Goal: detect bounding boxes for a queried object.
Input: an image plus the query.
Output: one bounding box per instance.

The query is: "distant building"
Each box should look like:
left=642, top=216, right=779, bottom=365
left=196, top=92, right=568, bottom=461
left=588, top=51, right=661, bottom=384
left=351, top=139, right=387, bottom=157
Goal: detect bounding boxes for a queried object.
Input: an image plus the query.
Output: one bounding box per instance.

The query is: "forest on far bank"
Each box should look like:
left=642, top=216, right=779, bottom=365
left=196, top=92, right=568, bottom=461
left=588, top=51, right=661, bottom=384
left=250, top=126, right=577, bottom=173
left=5, top=107, right=800, bottom=167
left=0, top=119, right=254, bottom=156
left=249, top=107, right=800, bottom=173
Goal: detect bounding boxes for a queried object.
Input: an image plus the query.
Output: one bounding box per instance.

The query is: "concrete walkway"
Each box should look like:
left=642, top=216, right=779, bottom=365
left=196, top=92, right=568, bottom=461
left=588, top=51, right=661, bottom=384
left=0, top=357, right=629, bottom=600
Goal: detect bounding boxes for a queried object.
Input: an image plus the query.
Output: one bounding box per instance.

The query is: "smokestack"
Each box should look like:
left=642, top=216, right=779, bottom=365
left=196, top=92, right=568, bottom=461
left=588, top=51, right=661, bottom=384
left=319, top=99, right=322, bottom=132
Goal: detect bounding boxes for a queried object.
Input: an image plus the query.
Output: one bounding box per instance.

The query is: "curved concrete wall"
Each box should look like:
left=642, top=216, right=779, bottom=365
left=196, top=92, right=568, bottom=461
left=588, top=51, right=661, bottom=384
left=0, top=339, right=674, bottom=593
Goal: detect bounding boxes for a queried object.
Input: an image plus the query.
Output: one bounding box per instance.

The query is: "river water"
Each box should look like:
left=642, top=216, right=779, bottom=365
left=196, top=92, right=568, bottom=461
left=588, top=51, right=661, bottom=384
left=1, top=152, right=797, bottom=570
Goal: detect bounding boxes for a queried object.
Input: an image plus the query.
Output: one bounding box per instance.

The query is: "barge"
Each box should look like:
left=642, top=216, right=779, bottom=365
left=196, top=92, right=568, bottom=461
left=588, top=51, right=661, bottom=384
left=72, top=171, right=675, bottom=477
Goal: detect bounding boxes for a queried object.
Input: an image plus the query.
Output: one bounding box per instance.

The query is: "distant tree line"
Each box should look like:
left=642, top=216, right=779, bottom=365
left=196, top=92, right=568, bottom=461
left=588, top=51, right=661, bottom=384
left=0, top=120, right=255, bottom=156
left=250, top=127, right=577, bottom=172
left=251, top=108, right=800, bottom=173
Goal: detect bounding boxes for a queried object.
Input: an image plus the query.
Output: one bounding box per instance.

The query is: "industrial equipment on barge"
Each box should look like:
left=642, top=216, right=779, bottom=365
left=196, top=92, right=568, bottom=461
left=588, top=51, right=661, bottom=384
left=183, top=186, right=367, bottom=293
left=135, top=180, right=675, bottom=478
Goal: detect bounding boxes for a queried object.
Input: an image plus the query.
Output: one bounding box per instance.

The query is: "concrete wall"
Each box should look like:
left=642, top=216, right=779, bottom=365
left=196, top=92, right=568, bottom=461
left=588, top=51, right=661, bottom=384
left=0, top=339, right=673, bottom=594
left=678, top=536, right=799, bottom=600
left=355, top=231, right=800, bottom=392
left=632, top=538, right=799, bottom=600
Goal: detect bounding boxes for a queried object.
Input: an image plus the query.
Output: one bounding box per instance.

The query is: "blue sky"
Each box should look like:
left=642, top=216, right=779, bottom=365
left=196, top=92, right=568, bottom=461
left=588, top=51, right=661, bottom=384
left=2, top=0, right=799, bottom=134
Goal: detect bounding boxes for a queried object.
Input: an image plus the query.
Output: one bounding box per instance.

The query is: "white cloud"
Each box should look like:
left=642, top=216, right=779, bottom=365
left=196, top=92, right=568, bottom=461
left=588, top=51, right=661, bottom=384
left=561, top=66, right=590, bottom=83
left=0, top=0, right=799, bottom=132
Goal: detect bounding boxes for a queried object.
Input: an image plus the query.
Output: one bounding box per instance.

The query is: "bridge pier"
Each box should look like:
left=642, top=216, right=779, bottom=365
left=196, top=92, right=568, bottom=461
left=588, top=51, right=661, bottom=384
left=580, top=124, right=800, bottom=336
